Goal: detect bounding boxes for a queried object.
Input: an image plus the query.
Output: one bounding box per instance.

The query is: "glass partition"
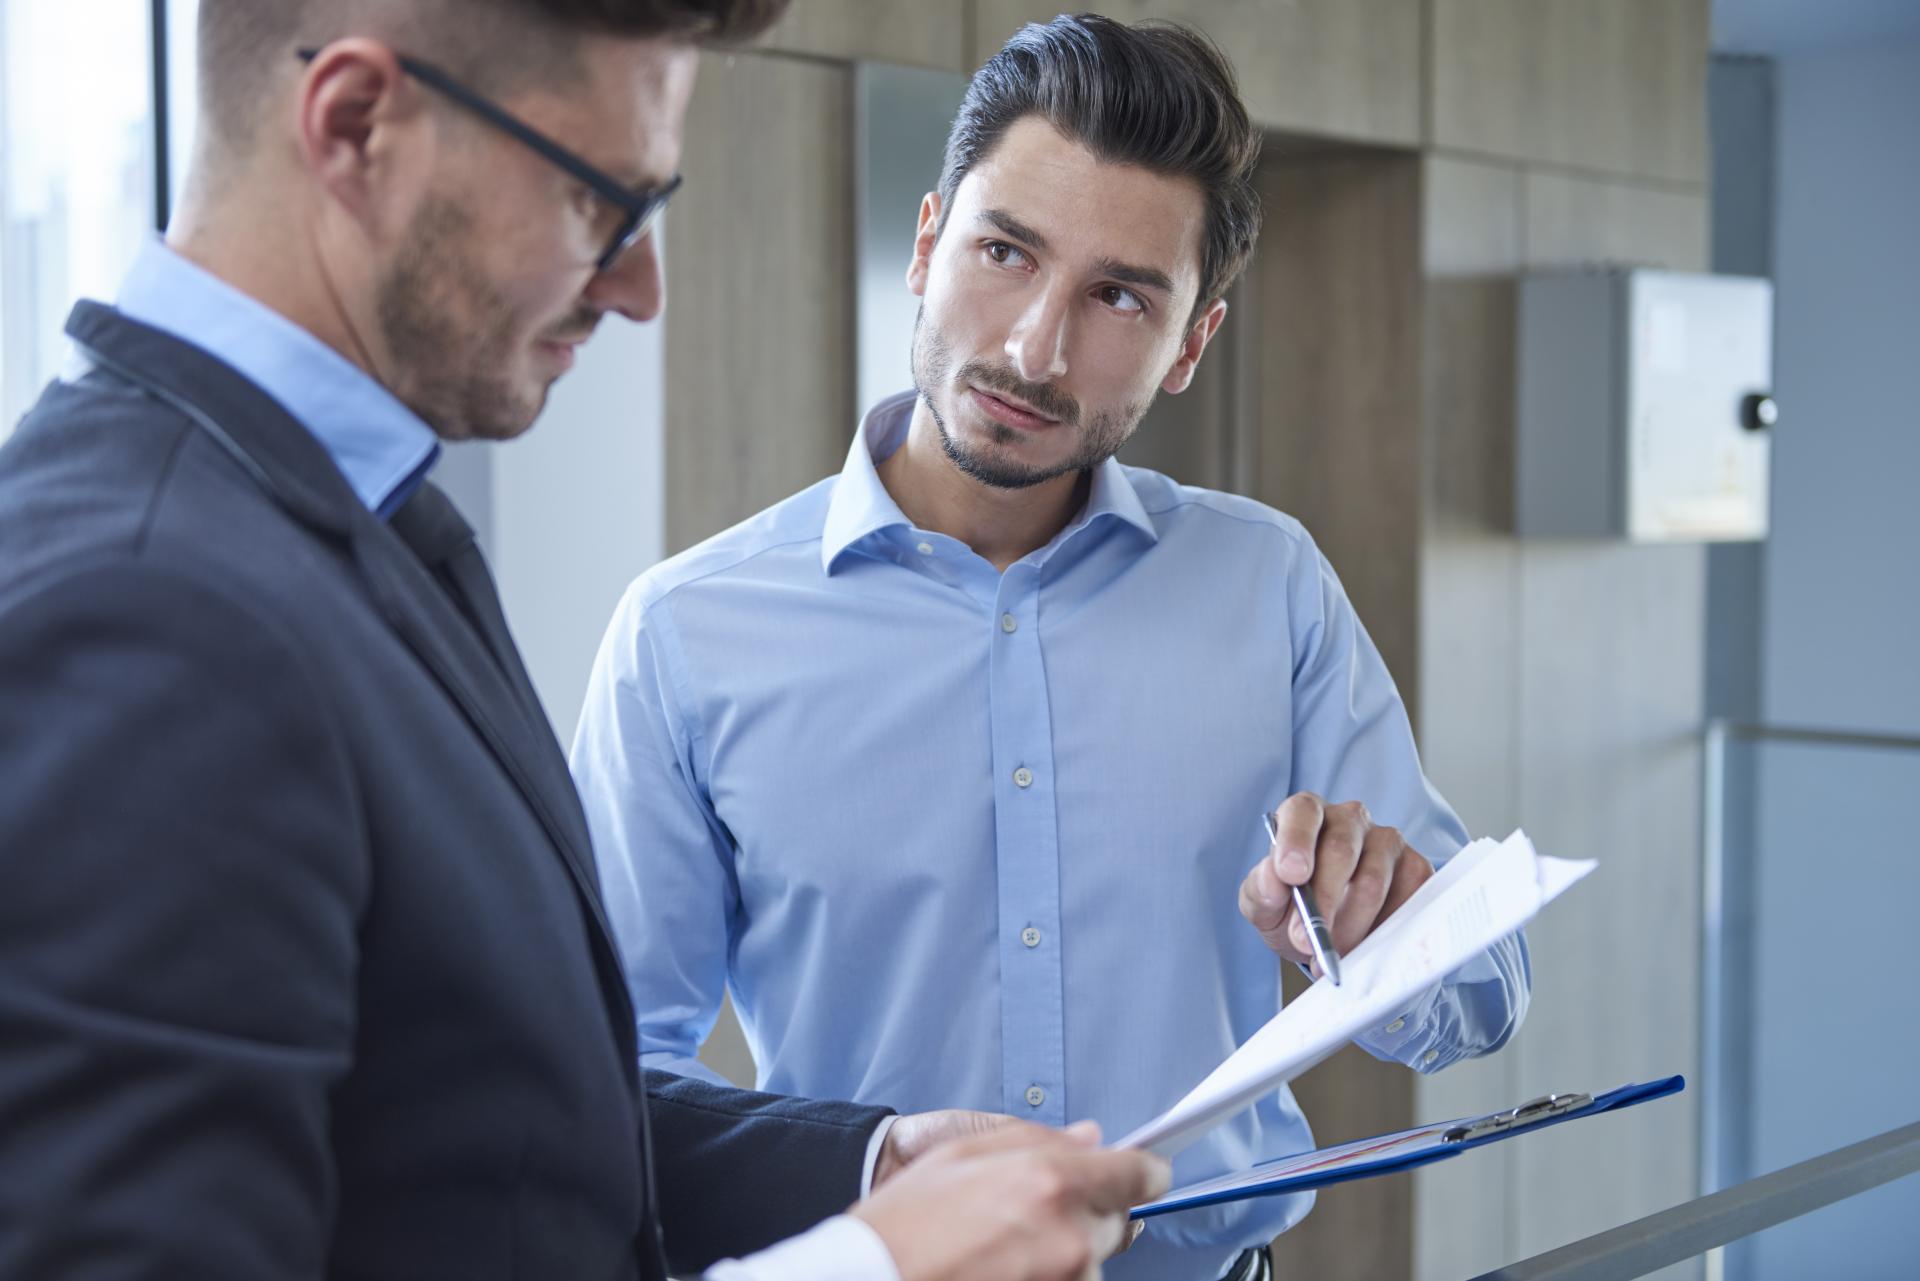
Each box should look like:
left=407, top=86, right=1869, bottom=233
left=1704, top=723, right=1920, bottom=1279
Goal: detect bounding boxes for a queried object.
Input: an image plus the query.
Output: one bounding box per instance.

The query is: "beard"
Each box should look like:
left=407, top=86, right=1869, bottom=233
left=909, top=303, right=1147, bottom=490
left=376, top=195, right=591, bottom=442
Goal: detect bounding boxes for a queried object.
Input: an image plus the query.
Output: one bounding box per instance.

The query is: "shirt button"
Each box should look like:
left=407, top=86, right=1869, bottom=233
left=1001, top=613, right=1018, bottom=633
left=1025, top=1085, right=1046, bottom=1108
left=915, top=541, right=933, bottom=555
left=1423, top=1049, right=1439, bottom=1066
left=1013, top=767, right=1034, bottom=788
left=1021, top=926, right=1041, bottom=948
left=1385, top=1018, right=1406, bottom=1034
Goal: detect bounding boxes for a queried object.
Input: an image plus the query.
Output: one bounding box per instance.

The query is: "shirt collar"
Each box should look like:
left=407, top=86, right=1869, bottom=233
left=820, top=390, right=1160, bottom=575
left=111, top=238, right=440, bottom=519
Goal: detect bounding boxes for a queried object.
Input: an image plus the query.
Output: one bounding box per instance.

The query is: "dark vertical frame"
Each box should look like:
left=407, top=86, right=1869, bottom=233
left=150, top=0, right=171, bottom=231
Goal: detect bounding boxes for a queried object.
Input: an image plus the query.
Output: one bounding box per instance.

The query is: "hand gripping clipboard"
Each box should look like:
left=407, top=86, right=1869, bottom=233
left=1132, top=1076, right=1685, bottom=1219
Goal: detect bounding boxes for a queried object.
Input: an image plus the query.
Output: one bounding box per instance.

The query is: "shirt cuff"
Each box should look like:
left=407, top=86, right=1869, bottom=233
left=701, top=1214, right=900, bottom=1281
left=1350, top=979, right=1449, bottom=1068
left=861, top=1114, right=900, bottom=1196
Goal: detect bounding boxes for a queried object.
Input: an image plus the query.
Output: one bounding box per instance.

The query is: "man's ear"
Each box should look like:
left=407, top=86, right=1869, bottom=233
left=905, top=191, right=942, bottom=298
left=295, top=39, right=427, bottom=230
left=1161, top=297, right=1229, bottom=394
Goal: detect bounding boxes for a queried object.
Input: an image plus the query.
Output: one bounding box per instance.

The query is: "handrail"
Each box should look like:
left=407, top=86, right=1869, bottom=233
left=1467, top=1119, right=1920, bottom=1280
left=1708, top=720, right=1920, bottom=754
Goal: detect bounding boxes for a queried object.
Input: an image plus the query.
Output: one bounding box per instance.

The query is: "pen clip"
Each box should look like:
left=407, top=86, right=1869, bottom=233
left=1442, top=1092, right=1593, bottom=1144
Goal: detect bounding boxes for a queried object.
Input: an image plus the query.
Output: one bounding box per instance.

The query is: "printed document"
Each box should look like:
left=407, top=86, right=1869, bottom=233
left=1116, top=830, right=1593, bottom=1157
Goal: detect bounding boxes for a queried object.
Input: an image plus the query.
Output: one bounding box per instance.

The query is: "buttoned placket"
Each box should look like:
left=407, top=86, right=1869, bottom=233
left=986, top=558, right=1067, bottom=1125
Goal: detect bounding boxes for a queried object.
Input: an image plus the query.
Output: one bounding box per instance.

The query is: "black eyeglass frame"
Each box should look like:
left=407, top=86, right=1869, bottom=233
left=296, top=47, right=682, bottom=272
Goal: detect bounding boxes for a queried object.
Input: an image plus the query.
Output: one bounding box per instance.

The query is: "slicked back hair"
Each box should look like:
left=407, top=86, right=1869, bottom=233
left=939, top=13, right=1263, bottom=321
left=194, top=0, right=787, bottom=155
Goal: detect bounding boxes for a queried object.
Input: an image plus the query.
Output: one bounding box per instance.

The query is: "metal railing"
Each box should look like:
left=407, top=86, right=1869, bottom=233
left=1696, top=719, right=1920, bottom=1280
left=1467, top=1118, right=1920, bottom=1279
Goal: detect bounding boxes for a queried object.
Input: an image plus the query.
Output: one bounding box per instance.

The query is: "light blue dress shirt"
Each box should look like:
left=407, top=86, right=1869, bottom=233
left=574, top=390, right=1532, bottom=1280
left=79, top=239, right=440, bottom=518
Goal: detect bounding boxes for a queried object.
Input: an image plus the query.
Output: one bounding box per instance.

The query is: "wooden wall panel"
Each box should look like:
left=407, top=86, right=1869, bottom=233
left=1252, top=147, right=1424, bottom=1281
left=1255, top=152, right=1425, bottom=714
left=973, top=0, right=1423, bottom=144
left=1114, top=276, right=1251, bottom=494
left=757, top=0, right=968, bottom=73
left=1411, top=153, right=1524, bottom=1281
left=1430, top=0, right=1709, bottom=184
left=1522, top=170, right=1711, bottom=270
left=664, top=52, right=855, bottom=554
left=1506, top=543, right=1705, bottom=1277
left=698, top=992, right=757, bottom=1086
left=1412, top=159, right=1711, bottom=1279
left=1499, top=176, right=1711, bottom=1279
left=1279, top=967, right=1420, bottom=1278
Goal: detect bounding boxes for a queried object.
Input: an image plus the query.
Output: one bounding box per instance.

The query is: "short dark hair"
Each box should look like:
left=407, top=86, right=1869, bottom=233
left=195, top=0, right=789, bottom=154
left=939, top=13, right=1263, bottom=321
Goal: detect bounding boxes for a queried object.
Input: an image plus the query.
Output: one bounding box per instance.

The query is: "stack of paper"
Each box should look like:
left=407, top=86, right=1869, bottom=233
left=1116, top=830, right=1593, bottom=1158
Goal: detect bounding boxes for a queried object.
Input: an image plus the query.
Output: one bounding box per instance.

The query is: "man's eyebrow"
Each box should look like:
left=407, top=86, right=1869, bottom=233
left=1093, top=257, right=1175, bottom=296
left=978, top=208, right=1051, bottom=253
left=977, top=207, right=1176, bottom=296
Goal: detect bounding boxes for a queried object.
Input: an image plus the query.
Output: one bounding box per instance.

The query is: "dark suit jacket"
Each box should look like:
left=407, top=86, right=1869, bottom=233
left=0, top=303, right=888, bottom=1280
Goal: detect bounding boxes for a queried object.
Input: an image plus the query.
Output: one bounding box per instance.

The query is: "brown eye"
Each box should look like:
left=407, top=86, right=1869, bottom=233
left=985, top=241, right=1027, bottom=268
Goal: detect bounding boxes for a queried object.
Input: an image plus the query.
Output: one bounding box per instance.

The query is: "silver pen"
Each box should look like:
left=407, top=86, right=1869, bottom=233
left=1261, top=811, right=1343, bottom=986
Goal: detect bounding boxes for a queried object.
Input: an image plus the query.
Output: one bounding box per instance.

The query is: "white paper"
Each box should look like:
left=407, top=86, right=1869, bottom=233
left=1115, top=830, right=1593, bottom=1157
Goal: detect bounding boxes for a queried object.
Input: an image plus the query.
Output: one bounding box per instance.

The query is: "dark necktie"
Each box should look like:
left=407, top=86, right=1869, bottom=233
left=388, top=483, right=551, bottom=735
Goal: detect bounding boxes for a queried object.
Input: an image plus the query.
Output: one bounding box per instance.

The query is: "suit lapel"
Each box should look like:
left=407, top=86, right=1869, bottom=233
left=354, top=508, right=622, bottom=949
left=65, top=303, right=639, bottom=1074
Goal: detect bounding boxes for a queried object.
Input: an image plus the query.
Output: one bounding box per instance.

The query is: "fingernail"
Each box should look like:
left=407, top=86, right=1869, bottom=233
left=1278, top=848, right=1311, bottom=880
left=1066, top=1119, right=1102, bottom=1144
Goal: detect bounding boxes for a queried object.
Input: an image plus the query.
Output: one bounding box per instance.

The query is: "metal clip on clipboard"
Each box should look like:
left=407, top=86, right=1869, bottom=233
left=1443, top=1091, right=1594, bottom=1144
left=1131, top=1077, right=1683, bottom=1220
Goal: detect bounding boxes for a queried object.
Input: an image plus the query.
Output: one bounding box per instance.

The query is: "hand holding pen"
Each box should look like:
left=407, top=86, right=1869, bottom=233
left=1238, top=794, right=1439, bottom=982
left=1262, top=809, right=1342, bottom=985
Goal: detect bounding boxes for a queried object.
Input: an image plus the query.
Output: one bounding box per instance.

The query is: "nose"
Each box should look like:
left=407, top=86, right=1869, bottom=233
left=1003, top=282, right=1070, bottom=384
left=586, top=231, right=665, bottom=324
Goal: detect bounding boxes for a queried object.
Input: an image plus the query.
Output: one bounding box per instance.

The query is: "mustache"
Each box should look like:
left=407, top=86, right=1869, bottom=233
left=958, top=360, right=1079, bottom=426
left=542, top=308, right=604, bottom=345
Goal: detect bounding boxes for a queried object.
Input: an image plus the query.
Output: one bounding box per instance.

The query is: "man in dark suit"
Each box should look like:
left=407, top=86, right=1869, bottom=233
left=0, top=2, right=1166, bottom=1279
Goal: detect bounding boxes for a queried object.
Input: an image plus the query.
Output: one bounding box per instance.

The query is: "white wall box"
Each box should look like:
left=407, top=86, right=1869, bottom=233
left=1515, top=269, right=1774, bottom=542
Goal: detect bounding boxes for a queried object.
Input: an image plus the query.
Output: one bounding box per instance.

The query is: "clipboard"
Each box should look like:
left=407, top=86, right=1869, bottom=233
left=1132, top=1075, right=1685, bottom=1219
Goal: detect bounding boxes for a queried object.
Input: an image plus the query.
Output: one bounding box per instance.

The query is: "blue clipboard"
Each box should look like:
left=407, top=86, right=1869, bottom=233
left=1132, top=1075, right=1685, bottom=1220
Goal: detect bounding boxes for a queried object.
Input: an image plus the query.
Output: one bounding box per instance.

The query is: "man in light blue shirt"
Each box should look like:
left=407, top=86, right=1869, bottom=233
left=574, top=15, right=1529, bottom=1280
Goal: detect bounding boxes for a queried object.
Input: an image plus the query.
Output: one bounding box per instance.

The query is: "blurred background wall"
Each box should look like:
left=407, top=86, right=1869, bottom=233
left=3, top=1, right=1916, bottom=1277
left=1704, top=7, right=1920, bottom=1279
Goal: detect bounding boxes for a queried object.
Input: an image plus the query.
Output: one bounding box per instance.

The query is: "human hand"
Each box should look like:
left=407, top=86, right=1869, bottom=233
left=1238, top=793, right=1434, bottom=972
left=872, top=1108, right=1020, bottom=1188
left=851, top=1120, right=1169, bottom=1281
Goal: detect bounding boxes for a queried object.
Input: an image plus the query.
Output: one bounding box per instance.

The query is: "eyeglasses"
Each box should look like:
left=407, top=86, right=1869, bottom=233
left=296, top=48, right=682, bottom=273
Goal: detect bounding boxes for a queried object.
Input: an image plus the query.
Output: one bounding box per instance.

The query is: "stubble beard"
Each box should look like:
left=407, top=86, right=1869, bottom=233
left=377, top=195, right=542, bottom=442
left=908, top=303, right=1146, bottom=491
